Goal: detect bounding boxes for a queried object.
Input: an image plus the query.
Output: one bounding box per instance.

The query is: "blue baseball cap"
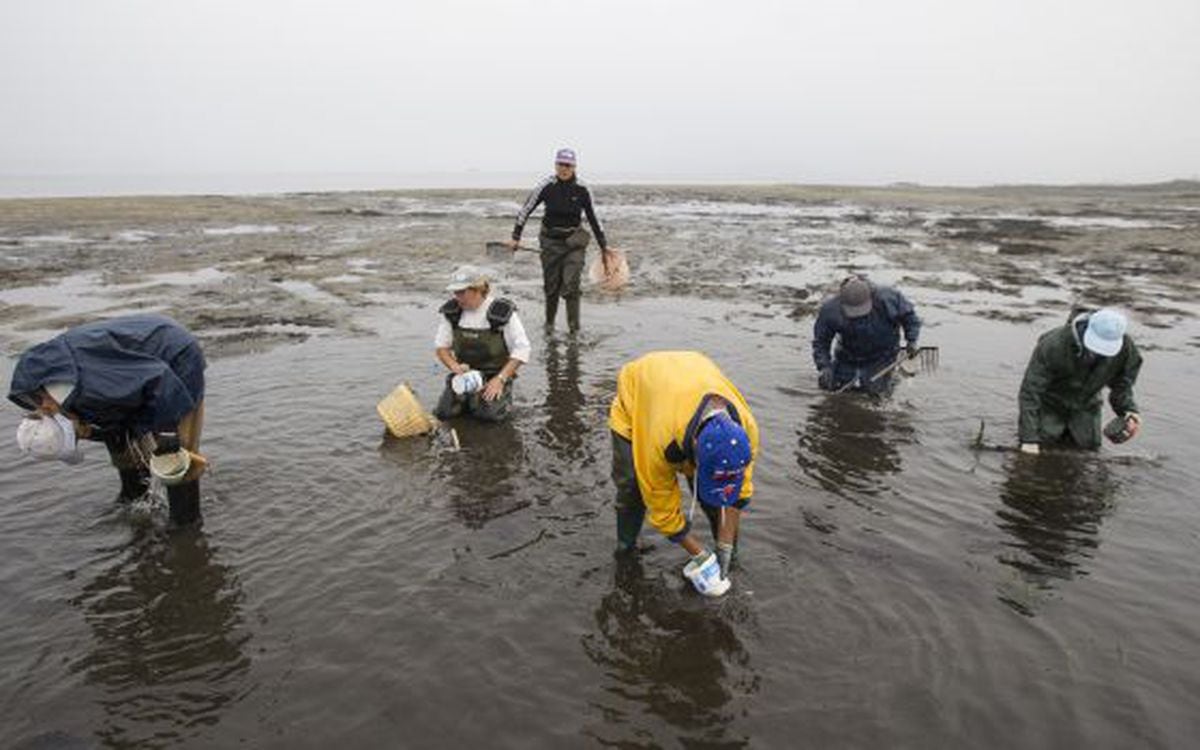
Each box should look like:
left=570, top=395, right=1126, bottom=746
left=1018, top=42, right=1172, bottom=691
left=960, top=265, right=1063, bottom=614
left=1083, top=308, right=1127, bottom=357
left=694, top=413, right=752, bottom=508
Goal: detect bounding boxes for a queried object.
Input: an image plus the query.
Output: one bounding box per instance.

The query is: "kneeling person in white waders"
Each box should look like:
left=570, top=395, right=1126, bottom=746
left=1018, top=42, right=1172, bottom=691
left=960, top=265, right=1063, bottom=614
left=434, top=266, right=531, bottom=422
left=8, top=314, right=208, bottom=527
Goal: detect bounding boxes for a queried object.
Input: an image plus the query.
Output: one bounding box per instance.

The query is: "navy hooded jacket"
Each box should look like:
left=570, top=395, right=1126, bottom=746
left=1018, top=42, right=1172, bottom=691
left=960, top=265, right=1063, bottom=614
left=812, top=285, right=921, bottom=371
left=8, top=314, right=205, bottom=436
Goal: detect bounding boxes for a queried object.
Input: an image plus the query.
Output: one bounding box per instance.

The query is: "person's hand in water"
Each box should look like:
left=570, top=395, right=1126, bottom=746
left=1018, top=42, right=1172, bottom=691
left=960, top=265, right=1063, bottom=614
left=818, top=367, right=835, bottom=390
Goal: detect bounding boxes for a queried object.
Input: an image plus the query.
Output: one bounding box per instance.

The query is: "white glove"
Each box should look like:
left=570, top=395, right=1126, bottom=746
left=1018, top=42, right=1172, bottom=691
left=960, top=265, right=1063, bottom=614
left=451, top=370, right=484, bottom=395
left=1019, top=443, right=1040, bottom=455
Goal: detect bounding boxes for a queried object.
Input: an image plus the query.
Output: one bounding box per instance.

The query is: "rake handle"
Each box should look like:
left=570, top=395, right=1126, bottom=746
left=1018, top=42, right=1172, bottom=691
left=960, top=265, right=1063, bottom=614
left=832, top=346, right=937, bottom=391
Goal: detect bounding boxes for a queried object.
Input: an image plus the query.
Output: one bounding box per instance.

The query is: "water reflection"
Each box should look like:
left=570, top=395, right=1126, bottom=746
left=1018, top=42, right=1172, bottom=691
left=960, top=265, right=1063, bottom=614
left=440, top=418, right=528, bottom=529
left=994, top=453, right=1117, bottom=614
left=580, top=556, right=756, bottom=748
left=70, top=527, right=251, bottom=748
left=796, top=396, right=913, bottom=498
left=539, top=338, right=587, bottom=461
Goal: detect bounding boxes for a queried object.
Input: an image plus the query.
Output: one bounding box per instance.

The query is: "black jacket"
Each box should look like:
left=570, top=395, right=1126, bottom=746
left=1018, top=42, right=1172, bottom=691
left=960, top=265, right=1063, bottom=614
left=512, top=175, right=608, bottom=250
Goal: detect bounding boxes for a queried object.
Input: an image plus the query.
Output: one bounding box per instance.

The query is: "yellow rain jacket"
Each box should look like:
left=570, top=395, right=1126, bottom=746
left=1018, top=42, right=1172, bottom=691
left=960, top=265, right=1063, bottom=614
left=609, top=351, right=760, bottom=539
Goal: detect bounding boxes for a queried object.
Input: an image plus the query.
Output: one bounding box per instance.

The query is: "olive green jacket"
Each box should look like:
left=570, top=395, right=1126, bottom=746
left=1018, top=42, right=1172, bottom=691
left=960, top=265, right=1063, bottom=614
left=1018, top=322, right=1142, bottom=445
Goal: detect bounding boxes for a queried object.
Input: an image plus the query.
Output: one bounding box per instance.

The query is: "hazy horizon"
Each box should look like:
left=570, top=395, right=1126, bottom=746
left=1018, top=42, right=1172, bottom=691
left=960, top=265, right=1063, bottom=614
left=4, top=170, right=1200, bottom=201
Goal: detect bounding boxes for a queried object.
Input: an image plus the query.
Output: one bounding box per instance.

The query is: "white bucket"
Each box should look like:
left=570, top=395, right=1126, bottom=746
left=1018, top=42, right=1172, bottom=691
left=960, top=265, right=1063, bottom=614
left=149, top=449, right=191, bottom=486
left=683, top=551, right=731, bottom=597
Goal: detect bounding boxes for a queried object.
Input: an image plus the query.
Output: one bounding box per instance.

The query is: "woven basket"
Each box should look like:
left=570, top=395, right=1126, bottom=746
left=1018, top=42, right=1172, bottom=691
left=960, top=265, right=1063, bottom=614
left=376, top=383, right=437, bottom=437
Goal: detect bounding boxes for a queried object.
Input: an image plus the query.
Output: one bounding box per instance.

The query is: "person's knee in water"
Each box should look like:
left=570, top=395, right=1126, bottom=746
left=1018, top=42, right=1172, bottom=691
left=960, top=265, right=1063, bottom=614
left=1017, top=307, right=1143, bottom=456
left=433, top=266, right=530, bottom=423
left=813, top=275, right=921, bottom=394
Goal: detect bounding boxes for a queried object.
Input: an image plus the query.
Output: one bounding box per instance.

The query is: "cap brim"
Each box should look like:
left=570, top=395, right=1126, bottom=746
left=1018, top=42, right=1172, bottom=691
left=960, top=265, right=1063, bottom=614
left=842, top=300, right=872, bottom=318
left=446, top=282, right=471, bottom=292
left=1083, top=328, right=1123, bottom=357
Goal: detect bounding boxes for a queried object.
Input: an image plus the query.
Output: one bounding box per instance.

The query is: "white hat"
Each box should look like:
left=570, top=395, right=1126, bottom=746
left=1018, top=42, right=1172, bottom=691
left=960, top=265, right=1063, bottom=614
left=446, top=265, right=489, bottom=292
left=16, top=414, right=83, bottom=464
left=1083, top=308, right=1127, bottom=357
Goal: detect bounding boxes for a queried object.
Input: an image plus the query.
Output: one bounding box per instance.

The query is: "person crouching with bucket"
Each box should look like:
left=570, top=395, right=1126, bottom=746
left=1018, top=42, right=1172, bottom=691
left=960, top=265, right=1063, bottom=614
left=433, top=265, right=531, bottom=423
left=609, top=351, right=759, bottom=597
left=8, top=314, right=208, bottom=527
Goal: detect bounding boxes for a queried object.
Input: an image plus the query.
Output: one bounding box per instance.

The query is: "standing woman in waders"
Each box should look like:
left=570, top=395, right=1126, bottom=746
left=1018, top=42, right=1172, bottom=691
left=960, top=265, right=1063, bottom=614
left=506, top=148, right=614, bottom=332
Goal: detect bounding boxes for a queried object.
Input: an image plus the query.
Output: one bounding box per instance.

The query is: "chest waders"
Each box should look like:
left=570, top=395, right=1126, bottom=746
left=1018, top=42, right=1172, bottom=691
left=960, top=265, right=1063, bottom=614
left=452, top=327, right=509, bottom=377
left=440, top=297, right=516, bottom=378
left=435, top=298, right=519, bottom=422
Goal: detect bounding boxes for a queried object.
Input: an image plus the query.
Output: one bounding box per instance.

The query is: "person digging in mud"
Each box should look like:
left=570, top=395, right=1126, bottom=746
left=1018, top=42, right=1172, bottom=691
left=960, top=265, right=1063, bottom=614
left=434, top=265, right=531, bottom=423
left=609, top=351, right=760, bottom=590
left=506, top=147, right=615, bottom=333
left=1017, top=307, right=1143, bottom=455
left=812, top=275, right=922, bottom=395
left=8, top=314, right=207, bottom=527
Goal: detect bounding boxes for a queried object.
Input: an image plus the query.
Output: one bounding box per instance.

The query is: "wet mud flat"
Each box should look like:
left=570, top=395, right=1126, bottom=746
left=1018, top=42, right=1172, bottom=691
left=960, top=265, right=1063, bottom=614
left=1, top=183, right=1200, bottom=748
left=1, top=181, right=1198, bottom=357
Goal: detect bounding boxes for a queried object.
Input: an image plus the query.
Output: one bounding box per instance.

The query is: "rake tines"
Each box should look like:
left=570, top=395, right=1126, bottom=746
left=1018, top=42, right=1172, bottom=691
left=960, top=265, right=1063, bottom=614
left=872, top=345, right=940, bottom=382
left=915, top=345, right=939, bottom=373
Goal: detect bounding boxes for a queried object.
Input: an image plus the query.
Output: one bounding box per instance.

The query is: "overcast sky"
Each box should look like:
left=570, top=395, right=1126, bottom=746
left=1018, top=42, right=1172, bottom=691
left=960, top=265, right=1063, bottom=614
left=2, top=0, right=1198, bottom=192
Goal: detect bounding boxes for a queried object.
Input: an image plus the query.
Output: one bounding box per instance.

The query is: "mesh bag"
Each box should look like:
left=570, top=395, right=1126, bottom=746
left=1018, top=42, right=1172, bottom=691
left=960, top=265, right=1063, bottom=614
left=588, top=249, right=630, bottom=291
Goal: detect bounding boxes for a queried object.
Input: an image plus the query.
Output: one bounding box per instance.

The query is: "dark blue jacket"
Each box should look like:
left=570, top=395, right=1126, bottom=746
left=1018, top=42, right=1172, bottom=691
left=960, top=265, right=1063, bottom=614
left=8, top=314, right=205, bottom=436
left=812, top=285, right=921, bottom=371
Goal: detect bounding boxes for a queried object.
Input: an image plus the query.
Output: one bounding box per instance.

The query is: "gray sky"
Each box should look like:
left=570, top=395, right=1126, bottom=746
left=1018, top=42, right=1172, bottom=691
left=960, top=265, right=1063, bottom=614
left=2, top=0, right=1198, bottom=191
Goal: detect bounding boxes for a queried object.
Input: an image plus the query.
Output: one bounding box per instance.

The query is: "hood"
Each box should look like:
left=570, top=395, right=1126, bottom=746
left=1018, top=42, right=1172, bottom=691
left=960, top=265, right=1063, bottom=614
left=7, top=337, right=78, bottom=410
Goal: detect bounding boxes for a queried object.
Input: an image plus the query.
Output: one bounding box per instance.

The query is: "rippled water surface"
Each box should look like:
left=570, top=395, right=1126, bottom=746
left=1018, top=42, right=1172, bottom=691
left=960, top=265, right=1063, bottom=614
left=2, top=185, right=1199, bottom=748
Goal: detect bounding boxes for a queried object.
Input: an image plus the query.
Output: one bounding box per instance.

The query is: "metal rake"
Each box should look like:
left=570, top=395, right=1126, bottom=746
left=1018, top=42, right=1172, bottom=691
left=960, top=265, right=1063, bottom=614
left=835, top=346, right=940, bottom=392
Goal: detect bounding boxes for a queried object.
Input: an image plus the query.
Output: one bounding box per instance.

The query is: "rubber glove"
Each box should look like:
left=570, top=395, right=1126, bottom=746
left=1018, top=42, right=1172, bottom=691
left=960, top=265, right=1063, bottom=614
left=1019, top=443, right=1040, bottom=455
left=716, top=542, right=735, bottom=578
left=906, top=342, right=919, bottom=358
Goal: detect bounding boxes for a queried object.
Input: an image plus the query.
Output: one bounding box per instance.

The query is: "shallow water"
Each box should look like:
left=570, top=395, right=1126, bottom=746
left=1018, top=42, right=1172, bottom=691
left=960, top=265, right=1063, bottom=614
left=2, top=185, right=1199, bottom=748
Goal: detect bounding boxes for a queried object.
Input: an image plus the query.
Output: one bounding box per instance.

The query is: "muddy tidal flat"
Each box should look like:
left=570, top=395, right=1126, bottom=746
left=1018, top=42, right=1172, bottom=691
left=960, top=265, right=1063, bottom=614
left=2, top=183, right=1199, bottom=749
